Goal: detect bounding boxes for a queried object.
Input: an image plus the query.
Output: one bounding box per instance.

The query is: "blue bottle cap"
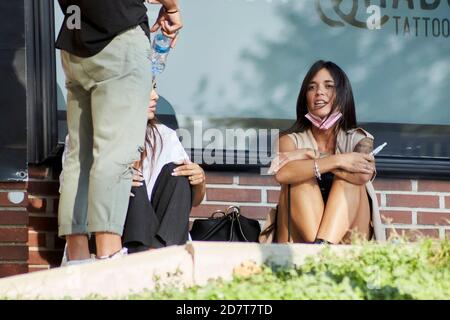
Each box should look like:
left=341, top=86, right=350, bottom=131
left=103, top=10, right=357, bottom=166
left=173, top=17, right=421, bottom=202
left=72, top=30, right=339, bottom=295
left=154, top=44, right=170, bottom=54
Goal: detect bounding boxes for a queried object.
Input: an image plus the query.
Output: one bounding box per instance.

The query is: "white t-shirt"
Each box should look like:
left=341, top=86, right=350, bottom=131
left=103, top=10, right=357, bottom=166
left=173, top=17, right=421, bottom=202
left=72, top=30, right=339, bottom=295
left=59, top=124, right=190, bottom=201
left=142, top=124, right=190, bottom=199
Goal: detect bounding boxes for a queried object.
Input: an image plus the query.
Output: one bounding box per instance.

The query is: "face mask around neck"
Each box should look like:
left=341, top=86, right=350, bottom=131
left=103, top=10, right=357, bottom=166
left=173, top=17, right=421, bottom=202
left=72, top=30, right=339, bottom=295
left=305, top=111, right=342, bottom=130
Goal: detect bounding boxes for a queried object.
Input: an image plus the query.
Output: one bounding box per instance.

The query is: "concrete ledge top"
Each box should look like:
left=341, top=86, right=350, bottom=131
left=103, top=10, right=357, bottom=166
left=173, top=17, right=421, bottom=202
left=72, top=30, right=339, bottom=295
left=0, top=242, right=354, bottom=299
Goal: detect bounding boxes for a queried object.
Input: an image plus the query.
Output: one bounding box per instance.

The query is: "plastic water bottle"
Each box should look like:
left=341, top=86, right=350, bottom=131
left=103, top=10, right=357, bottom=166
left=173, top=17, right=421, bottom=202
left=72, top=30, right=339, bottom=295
left=151, top=31, right=171, bottom=75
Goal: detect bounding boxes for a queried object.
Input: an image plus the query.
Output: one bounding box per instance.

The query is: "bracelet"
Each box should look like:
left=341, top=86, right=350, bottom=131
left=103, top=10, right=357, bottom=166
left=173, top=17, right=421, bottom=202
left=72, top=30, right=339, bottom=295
left=165, top=8, right=179, bottom=14
left=314, top=160, right=322, bottom=181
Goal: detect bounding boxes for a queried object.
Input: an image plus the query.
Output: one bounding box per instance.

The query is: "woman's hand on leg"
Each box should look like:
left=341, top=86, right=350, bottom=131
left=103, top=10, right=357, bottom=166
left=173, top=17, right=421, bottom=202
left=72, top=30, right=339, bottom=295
left=130, top=167, right=144, bottom=197
left=171, top=159, right=205, bottom=186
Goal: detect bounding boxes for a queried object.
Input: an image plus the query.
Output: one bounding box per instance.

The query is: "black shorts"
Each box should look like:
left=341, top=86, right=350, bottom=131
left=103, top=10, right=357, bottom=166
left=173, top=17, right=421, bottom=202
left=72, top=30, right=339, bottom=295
left=317, top=172, right=334, bottom=203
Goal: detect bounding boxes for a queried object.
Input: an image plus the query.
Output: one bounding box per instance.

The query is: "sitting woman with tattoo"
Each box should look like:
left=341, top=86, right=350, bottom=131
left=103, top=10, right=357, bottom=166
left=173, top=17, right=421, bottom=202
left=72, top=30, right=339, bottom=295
left=267, top=60, right=384, bottom=244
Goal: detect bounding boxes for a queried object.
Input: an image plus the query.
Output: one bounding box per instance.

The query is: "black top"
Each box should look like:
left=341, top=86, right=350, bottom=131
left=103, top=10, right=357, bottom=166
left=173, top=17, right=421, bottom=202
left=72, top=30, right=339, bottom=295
left=55, top=0, right=150, bottom=57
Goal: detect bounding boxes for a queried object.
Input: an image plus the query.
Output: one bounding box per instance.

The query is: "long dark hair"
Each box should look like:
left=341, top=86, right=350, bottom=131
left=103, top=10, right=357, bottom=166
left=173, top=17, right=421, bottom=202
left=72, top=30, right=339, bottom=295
left=282, top=60, right=357, bottom=137
left=138, top=118, right=163, bottom=170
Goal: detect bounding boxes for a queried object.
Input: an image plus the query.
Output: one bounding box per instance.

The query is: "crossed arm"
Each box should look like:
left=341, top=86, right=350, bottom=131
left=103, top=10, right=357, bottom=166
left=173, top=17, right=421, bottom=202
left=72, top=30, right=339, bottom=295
left=272, top=135, right=375, bottom=185
left=332, top=137, right=375, bottom=185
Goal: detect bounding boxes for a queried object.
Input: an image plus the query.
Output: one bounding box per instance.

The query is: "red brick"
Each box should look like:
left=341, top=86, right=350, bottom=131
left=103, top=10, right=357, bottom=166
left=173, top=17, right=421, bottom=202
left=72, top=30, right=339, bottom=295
left=386, top=194, right=439, bottom=208
left=191, top=204, right=226, bottom=218
left=372, top=179, right=411, bottom=191
left=0, top=246, right=28, bottom=261
left=0, top=192, right=28, bottom=207
left=206, top=188, right=261, bottom=203
left=0, top=211, right=28, bottom=225
left=28, top=217, right=58, bottom=232
left=28, top=251, right=63, bottom=266
left=446, top=197, right=450, bottom=209
left=446, top=230, right=450, bottom=240
left=27, top=197, right=47, bottom=213
left=28, top=165, right=50, bottom=180
left=27, top=232, right=46, bottom=247
left=417, top=212, right=450, bottom=226
left=386, top=228, right=439, bottom=241
left=0, top=182, right=27, bottom=190
left=239, top=175, right=278, bottom=187
left=418, top=180, right=450, bottom=193
left=380, top=210, right=412, bottom=224
left=28, top=181, right=60, bottom=196
left=0, top=228, right=28, bottom=242
left=0, top=264, right=28, bottom=278
left=205, top=172, right=234, bottom=184
left=267, top=190, right=280, bottom=203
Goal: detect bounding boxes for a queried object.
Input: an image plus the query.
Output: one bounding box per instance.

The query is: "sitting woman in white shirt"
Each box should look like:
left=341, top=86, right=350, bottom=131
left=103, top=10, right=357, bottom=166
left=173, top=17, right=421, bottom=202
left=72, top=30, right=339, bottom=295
left=122, top=81, right=206, bottom=252
left=60, top=81, right=206, bottom=256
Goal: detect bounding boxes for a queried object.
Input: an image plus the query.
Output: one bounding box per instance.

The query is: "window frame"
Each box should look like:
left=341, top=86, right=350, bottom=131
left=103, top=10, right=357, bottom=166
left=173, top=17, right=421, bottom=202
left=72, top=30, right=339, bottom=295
left=26, top=0, right=58, bottom=164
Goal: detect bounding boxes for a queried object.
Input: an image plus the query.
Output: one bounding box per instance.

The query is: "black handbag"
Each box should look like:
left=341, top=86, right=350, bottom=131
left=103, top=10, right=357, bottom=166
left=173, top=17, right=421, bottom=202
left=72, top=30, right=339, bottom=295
left=190, top=206, right=261, bottom=242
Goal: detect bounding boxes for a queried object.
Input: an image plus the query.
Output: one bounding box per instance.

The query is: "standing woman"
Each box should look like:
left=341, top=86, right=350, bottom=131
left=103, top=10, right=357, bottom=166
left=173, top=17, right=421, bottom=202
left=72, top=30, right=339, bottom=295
left=268, top=60, right=384, bottom=244
left=60, top=81, right=206, bottom=262
left=56, top=0, right=183, bottom=264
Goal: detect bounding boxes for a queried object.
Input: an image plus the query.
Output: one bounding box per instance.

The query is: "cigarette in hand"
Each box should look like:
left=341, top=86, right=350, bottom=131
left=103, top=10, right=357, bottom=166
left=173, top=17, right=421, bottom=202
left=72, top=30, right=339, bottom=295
left=371, top=142, right=387, bottom=156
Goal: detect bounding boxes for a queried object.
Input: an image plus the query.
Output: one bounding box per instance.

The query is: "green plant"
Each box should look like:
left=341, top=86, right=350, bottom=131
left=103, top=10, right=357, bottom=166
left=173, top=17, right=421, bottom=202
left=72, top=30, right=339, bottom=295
left=126, top=239, right=450, bottom=300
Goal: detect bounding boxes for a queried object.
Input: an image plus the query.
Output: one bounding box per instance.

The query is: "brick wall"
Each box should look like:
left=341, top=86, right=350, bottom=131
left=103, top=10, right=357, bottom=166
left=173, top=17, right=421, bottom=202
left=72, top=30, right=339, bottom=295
left=191, top=173, right=278, bottom=222
left=1, top=165, right=449, bottom=278
left=0, top=162, right=66, bottom=278
left=374, top=179, right=450, bottom=240
left=27, top=164, right=64, bottom=274
left=0, top=181, right=28, bottom=278
left=192, top=172, right=450, bottom=241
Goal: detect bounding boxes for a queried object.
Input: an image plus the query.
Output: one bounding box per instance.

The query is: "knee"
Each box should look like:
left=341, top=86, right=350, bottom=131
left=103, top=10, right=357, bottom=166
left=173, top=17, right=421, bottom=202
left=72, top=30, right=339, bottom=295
left=333, top=176, right=350, bottom=184
left=292, top=178, right=318, bottom=189
left=159, top=163, right=190, bottom=188
left=161, top=163, right=187, bottom=180
left=162, top=162, right=177, bottom=172
left=333, top=177, right=361, bottom=189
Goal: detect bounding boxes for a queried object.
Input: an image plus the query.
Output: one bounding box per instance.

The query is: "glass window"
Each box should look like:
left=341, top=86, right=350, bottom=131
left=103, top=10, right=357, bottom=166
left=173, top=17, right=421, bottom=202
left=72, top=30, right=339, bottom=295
left=0, top=1, right=27, bottom=180
left=54, top=0, right=450, bottom=175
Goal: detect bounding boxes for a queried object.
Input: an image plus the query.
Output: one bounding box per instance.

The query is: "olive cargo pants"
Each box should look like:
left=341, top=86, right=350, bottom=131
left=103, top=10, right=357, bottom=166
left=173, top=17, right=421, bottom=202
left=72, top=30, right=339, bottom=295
left=58, top=26, right=152, bottom=237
